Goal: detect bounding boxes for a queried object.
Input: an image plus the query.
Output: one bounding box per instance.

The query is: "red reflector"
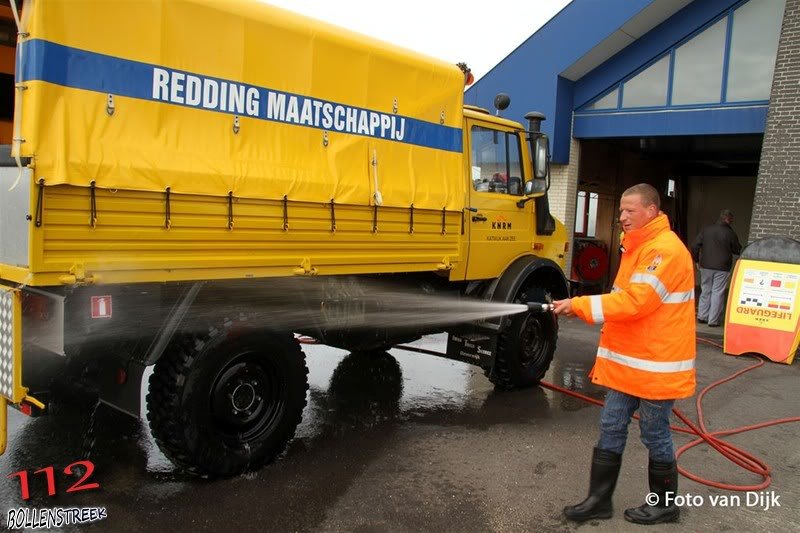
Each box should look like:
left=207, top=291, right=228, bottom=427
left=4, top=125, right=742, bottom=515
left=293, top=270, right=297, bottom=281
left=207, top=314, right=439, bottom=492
left=116, top=368, right=128, bottom=385
left=19, top=403, right=32, bottom=416
left=533, top=242, right=544, bottom=251
left=564, top=241, right=570, bottom=253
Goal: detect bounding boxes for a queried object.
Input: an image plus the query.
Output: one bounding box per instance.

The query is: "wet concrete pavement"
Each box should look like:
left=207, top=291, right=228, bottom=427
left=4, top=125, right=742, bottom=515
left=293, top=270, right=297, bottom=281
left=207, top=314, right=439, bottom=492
left=1, top=320, right=799, bottom=532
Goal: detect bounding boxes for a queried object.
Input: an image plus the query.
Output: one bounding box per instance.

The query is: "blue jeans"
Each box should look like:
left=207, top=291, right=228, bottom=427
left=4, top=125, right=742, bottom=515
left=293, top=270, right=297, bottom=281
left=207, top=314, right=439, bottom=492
left=597, top=389, right=676, bottom=463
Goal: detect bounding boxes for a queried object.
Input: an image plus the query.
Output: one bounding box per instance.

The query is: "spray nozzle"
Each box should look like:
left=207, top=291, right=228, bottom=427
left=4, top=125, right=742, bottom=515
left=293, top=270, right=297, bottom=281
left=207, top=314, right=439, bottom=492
left=526, top=302, right=554, bottom=313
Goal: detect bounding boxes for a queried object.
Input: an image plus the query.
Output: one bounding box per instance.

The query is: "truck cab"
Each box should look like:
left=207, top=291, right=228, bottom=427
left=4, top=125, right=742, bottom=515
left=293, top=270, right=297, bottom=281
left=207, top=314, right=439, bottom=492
left=454, top=105, right=567, bottom=281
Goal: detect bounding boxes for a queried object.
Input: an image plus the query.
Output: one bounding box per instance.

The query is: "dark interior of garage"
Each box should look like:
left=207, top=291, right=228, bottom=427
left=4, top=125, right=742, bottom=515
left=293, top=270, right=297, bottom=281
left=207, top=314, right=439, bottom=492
left=571, top=134, right=761, bottom=292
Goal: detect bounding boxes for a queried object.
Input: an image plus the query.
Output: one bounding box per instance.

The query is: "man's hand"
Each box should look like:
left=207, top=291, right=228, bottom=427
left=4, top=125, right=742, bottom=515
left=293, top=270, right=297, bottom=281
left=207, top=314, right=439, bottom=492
left=552, top=299, right=575, bottom=317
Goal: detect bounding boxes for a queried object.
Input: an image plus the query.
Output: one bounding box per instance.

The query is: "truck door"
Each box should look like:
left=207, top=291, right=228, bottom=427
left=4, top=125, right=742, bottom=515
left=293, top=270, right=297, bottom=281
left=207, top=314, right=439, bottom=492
left=465, top=120, right=533, bottom=279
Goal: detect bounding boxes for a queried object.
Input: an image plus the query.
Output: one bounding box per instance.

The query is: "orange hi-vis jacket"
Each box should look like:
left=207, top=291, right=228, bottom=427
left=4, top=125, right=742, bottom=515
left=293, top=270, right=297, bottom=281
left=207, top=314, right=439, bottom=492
left=571, top=213, right=696, bottom=400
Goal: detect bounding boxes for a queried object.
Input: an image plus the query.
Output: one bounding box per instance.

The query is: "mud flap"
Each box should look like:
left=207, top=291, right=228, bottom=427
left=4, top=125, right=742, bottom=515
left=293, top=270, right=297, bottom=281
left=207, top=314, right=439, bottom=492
left=0, top=286, right=24, bottom=403
left=0, top=286, right=23, bottom=454
left=446, top=333, right=497, bottom=367
left=0, top=286, right=45, bottom=454
left=446, top=322, right=500, bottom=368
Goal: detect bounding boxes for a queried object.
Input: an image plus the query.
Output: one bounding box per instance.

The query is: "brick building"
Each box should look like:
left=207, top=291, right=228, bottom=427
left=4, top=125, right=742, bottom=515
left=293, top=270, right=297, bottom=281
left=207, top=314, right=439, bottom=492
left=751, top=0, right=800, bottom=241
left=467, top=0, right=795, bottom=286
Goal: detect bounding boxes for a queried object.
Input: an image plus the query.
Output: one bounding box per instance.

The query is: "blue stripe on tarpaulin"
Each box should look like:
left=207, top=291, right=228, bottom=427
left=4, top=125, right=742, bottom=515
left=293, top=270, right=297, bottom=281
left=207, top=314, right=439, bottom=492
left=20, top=39, right=463, bottom=153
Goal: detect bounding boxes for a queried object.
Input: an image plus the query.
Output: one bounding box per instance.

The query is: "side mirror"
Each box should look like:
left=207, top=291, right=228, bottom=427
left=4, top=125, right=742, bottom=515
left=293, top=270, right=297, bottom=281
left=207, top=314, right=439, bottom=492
left=524, top=179, right=547, bottom=197
left=533, top=134, right=549, bottom=179
left=517, top=179, right=546, bottom=207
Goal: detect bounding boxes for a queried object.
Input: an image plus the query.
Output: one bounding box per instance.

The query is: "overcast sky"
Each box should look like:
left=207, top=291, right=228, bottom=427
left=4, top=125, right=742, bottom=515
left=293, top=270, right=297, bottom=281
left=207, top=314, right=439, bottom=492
left=261, top=0, right=572, bottom=82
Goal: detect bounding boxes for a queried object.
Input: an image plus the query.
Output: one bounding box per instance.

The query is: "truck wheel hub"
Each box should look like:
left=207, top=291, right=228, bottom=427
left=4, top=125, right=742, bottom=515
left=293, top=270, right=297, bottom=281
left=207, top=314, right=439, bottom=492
left=520, top=316, right=545, bottom=364
left=212, top=357, right=277, bottom=432
left=231, top=382, right=257, bottom=412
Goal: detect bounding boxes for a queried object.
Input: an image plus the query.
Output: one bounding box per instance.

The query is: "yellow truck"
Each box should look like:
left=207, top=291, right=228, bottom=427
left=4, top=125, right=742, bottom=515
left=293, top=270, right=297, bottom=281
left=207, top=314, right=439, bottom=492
left=0, top=0, right=569, bottom=476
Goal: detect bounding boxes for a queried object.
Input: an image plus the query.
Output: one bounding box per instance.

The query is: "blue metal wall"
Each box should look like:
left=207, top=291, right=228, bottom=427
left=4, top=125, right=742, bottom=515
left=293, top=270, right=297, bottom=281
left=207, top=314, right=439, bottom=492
left=465, top=0, right=653, bottom=163
left=466, top=0, right=766, bottom=163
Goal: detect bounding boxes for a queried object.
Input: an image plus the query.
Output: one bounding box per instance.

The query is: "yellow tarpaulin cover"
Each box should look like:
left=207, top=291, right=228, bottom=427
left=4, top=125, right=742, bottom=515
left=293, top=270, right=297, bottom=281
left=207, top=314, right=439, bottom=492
left=15, top=0, right=466, bottom=210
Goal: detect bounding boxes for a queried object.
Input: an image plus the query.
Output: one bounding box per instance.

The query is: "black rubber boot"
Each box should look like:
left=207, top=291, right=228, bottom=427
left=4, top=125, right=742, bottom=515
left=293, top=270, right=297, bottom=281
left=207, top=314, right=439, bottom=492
left=624, top=460, right=680, bottom=524
left=563, top=447, right=622, bottom=522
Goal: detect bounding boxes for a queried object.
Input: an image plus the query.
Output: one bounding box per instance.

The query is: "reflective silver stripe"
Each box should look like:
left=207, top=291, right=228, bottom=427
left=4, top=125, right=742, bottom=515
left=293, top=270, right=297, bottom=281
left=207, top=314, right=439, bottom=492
left=630, top=273, right=694, bottom=304
left=663, top=290, right=694, bottom=303
left=630, top=273, right=668, bottom=299
left=590, top=295, right=605, bottom=324
left=597, top=347, right=695, bottom=372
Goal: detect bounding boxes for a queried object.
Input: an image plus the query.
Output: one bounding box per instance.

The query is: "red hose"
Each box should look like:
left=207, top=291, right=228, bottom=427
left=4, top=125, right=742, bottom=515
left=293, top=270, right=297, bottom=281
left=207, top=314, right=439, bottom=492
left=540, top=336, right=800, bottom=491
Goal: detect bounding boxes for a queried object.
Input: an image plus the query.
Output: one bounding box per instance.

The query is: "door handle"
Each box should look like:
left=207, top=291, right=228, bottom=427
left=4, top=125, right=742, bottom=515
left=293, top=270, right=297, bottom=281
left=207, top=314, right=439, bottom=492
left=472, top=214, right=487, bottom=222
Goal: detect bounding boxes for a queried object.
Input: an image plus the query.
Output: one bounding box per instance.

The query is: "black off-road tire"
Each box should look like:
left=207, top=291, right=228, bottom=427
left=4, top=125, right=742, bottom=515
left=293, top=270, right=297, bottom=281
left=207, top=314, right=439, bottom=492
left=490, top=287, right=558, bottom=389
left=146, top=327, right=308, bottom=477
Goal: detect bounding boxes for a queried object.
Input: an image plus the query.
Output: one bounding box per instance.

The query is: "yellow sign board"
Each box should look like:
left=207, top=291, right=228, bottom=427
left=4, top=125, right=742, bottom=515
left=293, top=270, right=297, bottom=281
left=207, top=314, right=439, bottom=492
left=725, top=259, right=800, bottom=364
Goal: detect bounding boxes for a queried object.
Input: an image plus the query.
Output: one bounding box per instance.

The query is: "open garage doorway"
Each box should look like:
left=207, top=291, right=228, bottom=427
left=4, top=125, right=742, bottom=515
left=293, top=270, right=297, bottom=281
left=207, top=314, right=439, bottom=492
left=572, top=134, right=760, bottom=291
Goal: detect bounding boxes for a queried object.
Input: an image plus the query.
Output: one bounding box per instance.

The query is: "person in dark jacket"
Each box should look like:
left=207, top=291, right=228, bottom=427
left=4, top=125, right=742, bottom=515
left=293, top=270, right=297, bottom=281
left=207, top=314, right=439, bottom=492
left=691, top=209, right=742, bottom=327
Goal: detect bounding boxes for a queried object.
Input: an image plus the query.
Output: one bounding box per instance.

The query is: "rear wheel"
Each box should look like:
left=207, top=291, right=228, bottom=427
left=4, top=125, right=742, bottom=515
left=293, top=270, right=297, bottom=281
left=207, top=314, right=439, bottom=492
left=490, top=286, right=557, bottom=389
left=147, top=326, right=308, bottom=477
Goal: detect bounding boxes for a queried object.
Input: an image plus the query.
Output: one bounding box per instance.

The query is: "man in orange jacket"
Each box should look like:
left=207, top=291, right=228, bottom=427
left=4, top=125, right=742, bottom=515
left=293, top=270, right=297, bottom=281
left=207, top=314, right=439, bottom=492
left=553, top=183, right=695, bottom=525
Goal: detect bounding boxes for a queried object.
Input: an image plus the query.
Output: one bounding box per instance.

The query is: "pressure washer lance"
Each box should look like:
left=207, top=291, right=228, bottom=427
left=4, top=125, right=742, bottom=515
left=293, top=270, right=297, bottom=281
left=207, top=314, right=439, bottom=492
left=526, top=302, right=555, bottom=313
